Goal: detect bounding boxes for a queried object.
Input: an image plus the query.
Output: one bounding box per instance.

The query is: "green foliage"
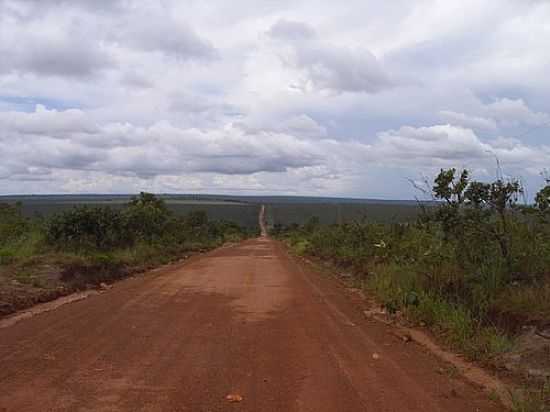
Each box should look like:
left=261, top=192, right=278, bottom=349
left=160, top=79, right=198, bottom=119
left=429, top=168, right=524, bottom=275
left=46, top=206, right=127, bottom=251
left=433, top=168, right=469, bottom=204
left=185, top=210, right=208, bottom=228
left=0, top=203, right=45, bottom=265
left=0, top=203, right=29, bottom=245
left=291, top=239, right=311, bottom=256
left=274, top=169, right=550, bottom=361
left=535, top=184, right=550, bottom=213
left=0, top=193, right=250, bottom=284
left=44, top=193, right=250, bottom=254
left=123, top=192, right=170, bottom=243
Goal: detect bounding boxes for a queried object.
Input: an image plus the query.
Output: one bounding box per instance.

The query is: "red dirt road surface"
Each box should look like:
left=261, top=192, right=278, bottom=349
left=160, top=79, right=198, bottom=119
left=0, top=238, right=502, bottom=411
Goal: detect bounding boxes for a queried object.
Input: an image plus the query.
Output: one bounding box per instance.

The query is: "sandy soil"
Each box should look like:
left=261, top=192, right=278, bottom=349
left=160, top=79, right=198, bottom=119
left=0, top=238, right=502, bottom=411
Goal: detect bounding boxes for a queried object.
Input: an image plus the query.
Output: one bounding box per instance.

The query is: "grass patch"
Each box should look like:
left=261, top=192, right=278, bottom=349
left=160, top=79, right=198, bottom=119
left=290, top=239, right=311, bottom=256
left=493, top=281, right=550, bottom=324
left=0, top=230, right=45, bottom=265
left=509, top=382, right=550, bottom=412
left=367, top=263, right=513, bottom=361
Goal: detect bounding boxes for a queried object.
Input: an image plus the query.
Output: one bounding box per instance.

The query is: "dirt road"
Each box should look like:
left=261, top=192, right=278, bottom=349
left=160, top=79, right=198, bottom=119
left=0, top=238, right=501, bottom=411
left=259, top=204, right=268, bottom=237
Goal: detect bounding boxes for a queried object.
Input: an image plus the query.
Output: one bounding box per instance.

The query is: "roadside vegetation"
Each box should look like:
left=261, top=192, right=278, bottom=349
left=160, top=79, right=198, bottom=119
left=274, top=169, right=550, bottom=409
left=0, top=193, right=254, bottom=315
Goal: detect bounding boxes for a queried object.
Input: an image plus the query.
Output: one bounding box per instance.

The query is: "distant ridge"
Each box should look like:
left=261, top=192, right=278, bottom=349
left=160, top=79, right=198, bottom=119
left=0, top=193, right=429, bottom=205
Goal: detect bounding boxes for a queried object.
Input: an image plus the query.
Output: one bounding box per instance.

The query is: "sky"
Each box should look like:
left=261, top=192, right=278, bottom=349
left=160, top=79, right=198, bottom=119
left=0, top=0, right=549, bottom=199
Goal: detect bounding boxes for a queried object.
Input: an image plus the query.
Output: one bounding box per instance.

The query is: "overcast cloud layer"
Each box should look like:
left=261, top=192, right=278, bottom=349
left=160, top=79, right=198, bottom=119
left=1, top=0, right=549, bottom=198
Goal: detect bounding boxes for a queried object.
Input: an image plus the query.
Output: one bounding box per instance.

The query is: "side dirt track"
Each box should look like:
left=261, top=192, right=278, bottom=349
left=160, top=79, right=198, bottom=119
left=0, top=237, right=502, bottom=411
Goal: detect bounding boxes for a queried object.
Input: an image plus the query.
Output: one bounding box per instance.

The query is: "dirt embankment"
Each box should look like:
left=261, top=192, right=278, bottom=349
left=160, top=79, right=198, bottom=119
left=0, top=250, right=200, bottom=318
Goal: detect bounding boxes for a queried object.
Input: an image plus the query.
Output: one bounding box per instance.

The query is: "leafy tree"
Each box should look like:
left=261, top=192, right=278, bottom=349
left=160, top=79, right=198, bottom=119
left=535, top=183, right=550, bottom=213
left=432, top=168, right=470, bottom=241
left=128, top=192, right=167, bottom=211
left=185, top=210, right=208, bottom=228
left=464, top=181, right=490, bottom=208
left=123, top=192, right=170, bottom=243
left=46, top=206, right=125, bottom=250
left=431, top=168, right=522, bottom=275
left=433, top=168, right=469, bottom=205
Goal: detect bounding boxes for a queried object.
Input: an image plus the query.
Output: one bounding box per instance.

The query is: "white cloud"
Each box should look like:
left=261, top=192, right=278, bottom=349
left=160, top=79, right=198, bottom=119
left=485, top=98, right=550, bottom=126
left=0, top=21, right=112, bottom=78
left=0, top=106, right=325, bottom=180
left=366, top=124, right=550, bottom=171
left=267, top=19, right=393, bottom=94
left=113, top=16, right=218, bottom=61
left=238, top=114, right=327, bottom=138
left=375, top=125, right=490, bottom=160
left=0, top=105, right=98, bottom=136
left=267, top=19, right=316, bottom=41
left=1, top=0, right=550, bottom=197
left=439, top=111, right=497, bottom=131
left=439, top=98, right=550, bottom=132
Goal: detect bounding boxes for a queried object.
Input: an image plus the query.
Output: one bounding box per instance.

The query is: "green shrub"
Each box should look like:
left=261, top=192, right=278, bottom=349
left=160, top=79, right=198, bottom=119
left=0, top=249, right=16, bottom=265
left=0, top=203, right=28, bottom=243
left=274, top=169, right=550, bottom=361
left=292, top=239, right=311, bottom=256
left=122, top=192, right=170, bottom=243
left=46, top=206, right=127, bottom=251
left=0, top=203, right=45, bottom=265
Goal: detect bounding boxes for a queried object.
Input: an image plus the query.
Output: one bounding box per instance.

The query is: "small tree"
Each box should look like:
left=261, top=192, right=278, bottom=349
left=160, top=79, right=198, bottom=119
left=123, top=192, right=170, bottom=244
left=487, top=179, right=522, bottom=272
left=430, top=169, right=522, bottom=274
left=534, top=182, right=550, bottom=214
left=431, top=168, right=470, bottom=240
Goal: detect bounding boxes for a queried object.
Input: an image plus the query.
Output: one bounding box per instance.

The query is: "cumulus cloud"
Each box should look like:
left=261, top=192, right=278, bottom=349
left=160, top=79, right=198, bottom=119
left=485, top=98, right=550, bottom=126
left=1, top=0, right=550, bottom=197
left=0, top=106, right=323, bottom=180
left=267, top=19, right=392, bottom=94
left=2, top=104, right=548, bottom=196
left=239, top=114, right=327, bottom=138
left=367, top=124, right=550, bottom=171
left=439, top=99, right=550, bottom=132
left=373, top=125, right=492, bottom=163
left=267, top=19, right=316, bottom=41
left=120, top=70, right=154, bottom=89
left=0, top=25, right=112, bottom=78
left=13, top=0, right=124, bottom=11
left=439, top=111, right=497, bottom=131
left=114, top=17, right=218, bottom=61
left=279, top=114, right=327, bottom=137
left=0, top=105, right=98, bottom=136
